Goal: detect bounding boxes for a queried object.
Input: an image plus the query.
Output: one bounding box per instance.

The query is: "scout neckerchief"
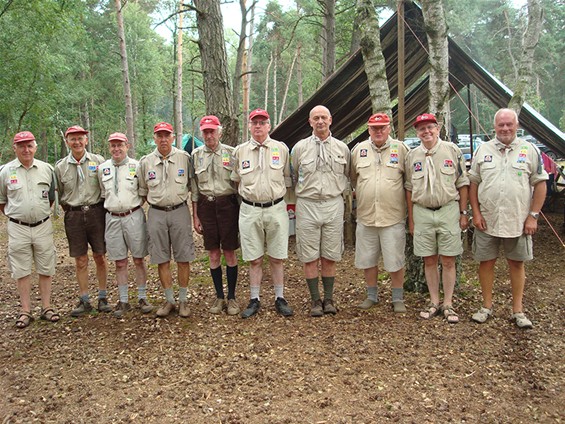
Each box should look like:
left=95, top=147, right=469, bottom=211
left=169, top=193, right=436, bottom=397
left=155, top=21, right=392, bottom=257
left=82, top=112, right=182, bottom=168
left=251, top=138, right=268, bottom=170
left=112, top=156, right=129, bottom=195
left=371, top=137, right=391, bottom=165
left=421, top=140, right=439, bottom=197
left=68, top=152, right=87, bottom=183
left=313, top=133, right=331, bottom=171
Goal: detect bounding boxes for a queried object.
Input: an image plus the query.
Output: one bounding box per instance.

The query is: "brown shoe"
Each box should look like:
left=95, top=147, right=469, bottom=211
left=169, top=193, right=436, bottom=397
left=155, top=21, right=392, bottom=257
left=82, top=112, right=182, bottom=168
left=209, top=298, right=226, bottom=314
left=310, top=299, right=323, bottom=317
left=178, top=301, right=190, bottom=318
left=138, top=298, right=154, bottom=314
left=227, top=299, right=240, bottom=316
left=323, top=299, right=337, bottom=315
left=156, top=301, right=176, bottom=318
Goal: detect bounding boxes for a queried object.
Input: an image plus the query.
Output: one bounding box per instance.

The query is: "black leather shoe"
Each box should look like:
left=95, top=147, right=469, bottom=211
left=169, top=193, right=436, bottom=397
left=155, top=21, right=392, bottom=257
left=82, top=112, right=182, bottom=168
left=241, top=298, right=261, bottom=319
left=275, top=297, right=293, bottom=317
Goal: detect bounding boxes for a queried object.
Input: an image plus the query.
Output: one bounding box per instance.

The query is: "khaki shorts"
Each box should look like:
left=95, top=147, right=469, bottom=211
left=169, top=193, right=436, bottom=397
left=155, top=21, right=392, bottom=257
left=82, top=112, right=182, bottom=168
left=239, top=200, right=288, bottom=261
left=7, top=220, right=56, bottom=279
left=147, top=203, right=195, bottom=264
left=355, top=222, right=405, bottom=271
left=295, top=196, right=344, bottom=263
left=472, top=230, right=533, bottom=262
left=413, top=201, right=463, bottom=257
left=64, top=206, right=107, bottom=257
left=105, top=208, right=148, bottom=261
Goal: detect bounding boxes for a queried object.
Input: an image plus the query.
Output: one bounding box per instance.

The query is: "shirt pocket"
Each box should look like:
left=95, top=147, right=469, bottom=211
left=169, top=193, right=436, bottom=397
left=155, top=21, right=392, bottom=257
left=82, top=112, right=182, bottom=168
left=385, top=163, right=402, bottom=181
left=331, top=156, right=347, bottom=174
left=125, top=175, right=139, bottom=191
left=195, top=167, right=209, bottom=184
left=511, top=162, right=531, bottom=179
left=101, top=174, right=113, bottom=191
left=37, top=179, right=51, bottom=202
left=410, top=170, right=425, bottom=190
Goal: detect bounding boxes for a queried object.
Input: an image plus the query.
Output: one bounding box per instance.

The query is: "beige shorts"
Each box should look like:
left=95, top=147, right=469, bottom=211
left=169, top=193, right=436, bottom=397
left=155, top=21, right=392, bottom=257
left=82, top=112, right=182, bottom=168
left=239, top=200, right=288, bottom=261
left=105, top=208, right=148, bottom=261
left=413, top=201, right=463, bottom=257
left=354, top=222, right=405, bottom=271
left=295, top=196, right=344, bottom=263
left=472, top=230, right=533, bottom=262
left=7, top=219, right=56, bottom=279
left=147, top=203, right=195, bottom=264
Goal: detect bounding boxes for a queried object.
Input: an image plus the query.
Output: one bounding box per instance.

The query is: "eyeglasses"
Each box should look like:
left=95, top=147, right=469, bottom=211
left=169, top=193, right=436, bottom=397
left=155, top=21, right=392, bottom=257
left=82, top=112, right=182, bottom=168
left=368, top=125, right=389, bottom=132
left=249, top=121, right=270, bottom=126
left=416, top=124, right=438, bottom=133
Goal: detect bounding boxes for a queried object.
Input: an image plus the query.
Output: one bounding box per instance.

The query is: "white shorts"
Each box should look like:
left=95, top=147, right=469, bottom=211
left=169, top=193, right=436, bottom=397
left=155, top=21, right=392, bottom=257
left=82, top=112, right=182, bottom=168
left=354, top=222, right=406, bottom=271
left=239, top=200, right=289, bottom=261
left=105, top=208, right=149, bottom=261
left=7, top=219, right=56, bottom=279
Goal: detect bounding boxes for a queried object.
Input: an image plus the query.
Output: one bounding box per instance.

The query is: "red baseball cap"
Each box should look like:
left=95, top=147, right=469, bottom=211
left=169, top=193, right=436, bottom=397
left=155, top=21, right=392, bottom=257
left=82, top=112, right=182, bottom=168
left=153, top=122, right=174, bottom=133
left=108, top=132, right=128, bottom=143
left=367, top=113, right=391, bottom=126
left=65, top=125, right=89, bottom=137
left=13, top=131, right=36, bottom=143
left=414, top=113, right=438, bottom=128
left=200, top=115, right=221, bottom=130
left=249, top=108, right=270, bottom=120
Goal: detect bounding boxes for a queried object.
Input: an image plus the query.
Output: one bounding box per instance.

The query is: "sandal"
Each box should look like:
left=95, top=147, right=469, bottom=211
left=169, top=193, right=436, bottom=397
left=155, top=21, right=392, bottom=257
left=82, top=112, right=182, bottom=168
left=40, top=308, right=60, bottom=323
left=15, top=312, right=34, bottom=329
left=443, top=305, right=459, bottom=324
left=419, top=303, right=440, bottom=319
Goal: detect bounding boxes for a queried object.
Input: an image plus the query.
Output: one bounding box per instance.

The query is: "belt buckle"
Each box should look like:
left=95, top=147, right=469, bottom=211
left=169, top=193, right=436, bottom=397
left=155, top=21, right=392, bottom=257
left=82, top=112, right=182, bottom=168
left=206, top=195, right=216, bottom=202
left=82, top=205, right=90, bottom=211
left=164, top=205, right=173, bottom=211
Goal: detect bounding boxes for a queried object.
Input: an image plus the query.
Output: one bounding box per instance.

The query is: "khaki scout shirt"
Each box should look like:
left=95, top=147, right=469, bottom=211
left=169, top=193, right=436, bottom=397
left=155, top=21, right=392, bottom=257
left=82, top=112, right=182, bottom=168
left=351, top=137, right=408, bottom=227
left=291, top=134, right=350, bottom=200
left=405, top=139, right=469, bottom=209
left=138, top=146, right=192, bottom=207
left=469, top=137, right=548, bottom=238
left=231, top=137, right=291, bottom=202
left=55, top=151, right=104, bottom=207
left=0, top=158, right=54, bottom=222
left=98, top=157, right=143, bottom=213
left=190, top=143, right=237, bottom=202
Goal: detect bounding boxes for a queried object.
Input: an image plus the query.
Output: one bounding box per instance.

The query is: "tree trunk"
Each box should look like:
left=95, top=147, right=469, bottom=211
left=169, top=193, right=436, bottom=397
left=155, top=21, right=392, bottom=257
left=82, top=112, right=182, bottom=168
left=175, top=2, right=184, bottom=149
left=356, top=0, right=392, bottom=117
left=320, top=0, right=336, bottom=80
left=242, top=2, right=256, bottom=143
left=421, top=0, right=450, bottom=126
left=508, top=0, right=544, bottom=114
left=264, top=53, right=273, bottom=111
left=296, top=44, right=303, bottom=106
left=194, top=0, right=239, bottom=146
left=232, top=0, right=249, bottom=113
left=278, top=47, right=299, bottom=123
left=114, top=0, right=135, bottom=154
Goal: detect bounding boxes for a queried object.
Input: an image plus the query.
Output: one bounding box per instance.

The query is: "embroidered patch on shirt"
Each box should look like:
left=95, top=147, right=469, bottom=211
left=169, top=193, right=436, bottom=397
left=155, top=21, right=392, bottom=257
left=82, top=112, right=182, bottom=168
left=360, top=149, right=368, bottom=157
left=88, top=161, right=98, bottom=172
left=178, top=168, right=185, bottom=177
left=414, top=162, right=422, bottom=172
left=271, top=147, right=280, bottom=166
left=242, top=160, right=250, bottom=169
left=389, top=153, right=399, bottom=164
left=148, top=170, right=156, bottom=180
left=9, top=170, right=17, bottom=184
left=128, top=164, right=137, bottom=177
left=484, top=155, right=492, bottom=162
left=222, top=152, right=230, bottom=166
left=42, top=189, right=49, bottom=199
left=102, top=167, right=111, bottom=176
left=444, top=159, right=454, bottom=168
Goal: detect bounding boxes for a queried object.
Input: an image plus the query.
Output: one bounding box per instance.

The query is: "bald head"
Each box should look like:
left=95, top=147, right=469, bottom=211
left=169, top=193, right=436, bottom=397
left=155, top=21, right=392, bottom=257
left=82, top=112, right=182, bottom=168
left=309, top=105, right=332, bottom=139
left=494, top=108, right=519, bottom=145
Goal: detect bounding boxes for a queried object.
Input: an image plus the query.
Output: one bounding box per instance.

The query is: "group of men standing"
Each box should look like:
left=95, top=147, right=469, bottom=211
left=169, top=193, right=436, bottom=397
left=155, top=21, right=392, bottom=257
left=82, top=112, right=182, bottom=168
left=0, top=106, right=546, bottom=329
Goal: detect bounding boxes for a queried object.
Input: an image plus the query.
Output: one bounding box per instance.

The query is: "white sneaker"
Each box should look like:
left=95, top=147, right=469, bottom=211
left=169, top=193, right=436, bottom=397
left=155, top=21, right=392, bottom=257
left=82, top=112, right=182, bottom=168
left=472, top=307, right=492, bottom=323
left=511, top=312, right=533, bottom=329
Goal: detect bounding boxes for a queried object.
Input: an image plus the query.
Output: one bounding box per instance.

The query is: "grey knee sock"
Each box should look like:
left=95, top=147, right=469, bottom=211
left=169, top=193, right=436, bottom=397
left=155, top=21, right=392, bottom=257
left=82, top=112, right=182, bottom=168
left=367, top=286, right=378, bottom=302
left=392, top=288, right=404, bottom=302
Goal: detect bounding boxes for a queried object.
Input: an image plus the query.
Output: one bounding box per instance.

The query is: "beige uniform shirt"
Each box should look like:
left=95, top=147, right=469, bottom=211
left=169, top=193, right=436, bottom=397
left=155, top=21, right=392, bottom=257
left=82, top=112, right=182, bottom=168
left=0, top=158, right=54, bottom=222
left=231, top=137, right=291, bottom=202
left=291, top=134, right=350, bottom=200
left=98, top=157, right=143, bottom=213
left=138, top=146, right=192, bottom=207
left=190, top=143, right=237, bottom=202
left=469, top=137, right=548, bottom=238
left=55, top=151, right=104, bottom=207
left=405, top=139, right=469, bottom=208
left=351, top=137, right=408, bottom=227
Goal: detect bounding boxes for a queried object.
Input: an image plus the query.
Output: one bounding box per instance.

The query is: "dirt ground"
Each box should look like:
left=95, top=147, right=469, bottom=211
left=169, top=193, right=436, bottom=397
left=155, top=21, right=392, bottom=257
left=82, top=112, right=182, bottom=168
left=0, top=208, right=563, bottom=424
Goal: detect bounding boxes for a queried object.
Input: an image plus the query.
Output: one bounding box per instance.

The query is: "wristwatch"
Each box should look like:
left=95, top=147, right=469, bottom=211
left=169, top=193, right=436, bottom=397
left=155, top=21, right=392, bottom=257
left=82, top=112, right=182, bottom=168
left=528, top=211, right=540, bottom=220
left=460, top=210, right=468, bottom=216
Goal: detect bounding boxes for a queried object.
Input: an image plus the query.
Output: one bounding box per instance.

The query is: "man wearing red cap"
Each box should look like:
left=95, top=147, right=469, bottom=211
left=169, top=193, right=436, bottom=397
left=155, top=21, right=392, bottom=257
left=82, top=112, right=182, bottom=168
left=0, top=131, right=59, bottom=328
left=55, top=125, right=110, bottom=316
left=469, top=108, right=548, bottom=328
left=191, top=116, right=240, bottom=315
left=350, top=112, right=410, bottom=313
left=231, top=108, right=294, bottom=318
left=291, top=105, right=350, bottom=316
left=405, top=113, right=469, bottom=324
left=138, top=122, right=195, bottom=318
left=98, top=132, right=153, bottom=318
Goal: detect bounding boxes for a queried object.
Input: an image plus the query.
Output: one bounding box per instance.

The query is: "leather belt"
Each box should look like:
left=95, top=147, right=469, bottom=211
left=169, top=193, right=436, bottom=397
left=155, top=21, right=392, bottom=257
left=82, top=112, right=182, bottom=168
left=9, top=216, right=50, bottom=227
left=65, top=202, right=104, bottom=212
left=150, top=202, right=186, bottom=211
left=201, top=194, right=235, bottom=202
left=241, top=197, right=283, bottom=208
left=109, top=205, right=141, bottom=217
left=426, top=206, right=442, bottom=211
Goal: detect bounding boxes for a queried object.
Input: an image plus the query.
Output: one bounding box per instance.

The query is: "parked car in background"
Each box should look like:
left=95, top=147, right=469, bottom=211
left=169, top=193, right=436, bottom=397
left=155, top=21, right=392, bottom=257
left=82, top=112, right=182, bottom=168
left=455, top=135, right=484, bottom=168
left=523, top=135, right=558, bottom=160
left=403, top=137, right=420, bottom=149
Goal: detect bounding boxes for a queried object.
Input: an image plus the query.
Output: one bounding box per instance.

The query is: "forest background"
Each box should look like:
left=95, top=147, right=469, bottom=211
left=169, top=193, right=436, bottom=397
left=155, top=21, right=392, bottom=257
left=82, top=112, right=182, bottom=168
left=0, top=0, right=563, bottom=163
